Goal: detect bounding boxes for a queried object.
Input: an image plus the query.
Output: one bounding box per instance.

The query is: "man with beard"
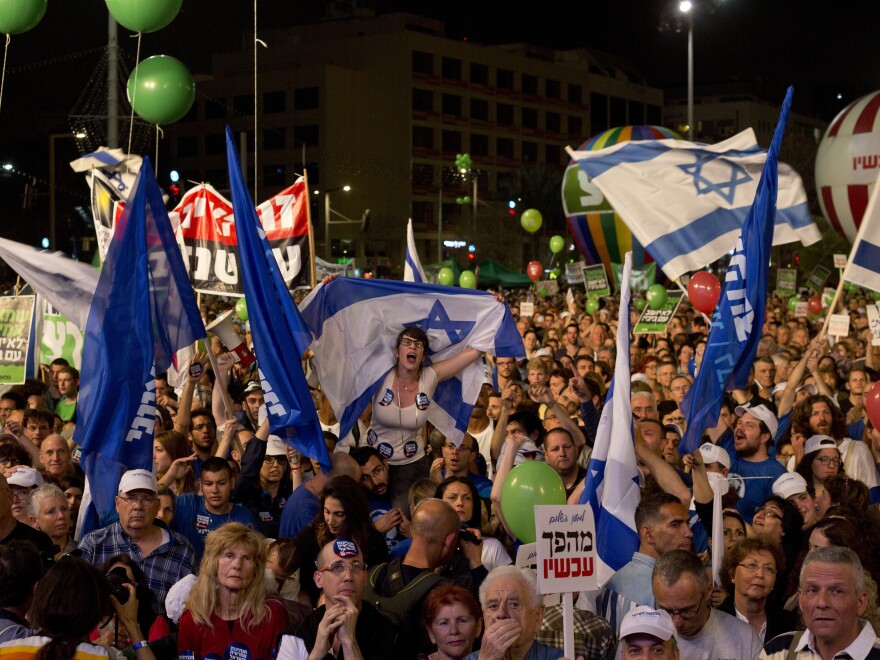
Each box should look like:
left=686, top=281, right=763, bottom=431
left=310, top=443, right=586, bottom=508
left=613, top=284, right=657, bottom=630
left=350, top=447, right=406, bottom=554
left=718, top=403, right=786, bottom=524
left=430, top=433, right=492, bottom=498
left=493, top=356, right=524, bottom=393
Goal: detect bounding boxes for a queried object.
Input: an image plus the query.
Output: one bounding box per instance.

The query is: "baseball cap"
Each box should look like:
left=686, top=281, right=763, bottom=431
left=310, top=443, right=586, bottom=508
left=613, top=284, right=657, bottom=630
left=804, top=434, right=839, bottom=455
left=734, top=403, right=778, bottom=438
left=266, top=435, right=288, bottom=456
left=631, top=373, right=649, bottom=385
left=772, top=472, right=809, bottom=500
left=118, top=469, right=158, bottom=494
left=7, top=466, right=44, bottom=489
left=534, top=348, right=552, bottom=358
left=619, top=606, right=676, bottom=642
left=244, top=381, right=262, bottom=395
left=514, top=440, right=545, bottom=466
left=796, top=383, right=818, bottom=396
left=698, top=442, right=730, bottom=469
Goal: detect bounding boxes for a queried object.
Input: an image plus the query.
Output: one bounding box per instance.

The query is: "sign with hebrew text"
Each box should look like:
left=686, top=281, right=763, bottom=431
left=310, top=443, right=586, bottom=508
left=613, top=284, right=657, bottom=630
left=534, top=505, right=597, bottom=594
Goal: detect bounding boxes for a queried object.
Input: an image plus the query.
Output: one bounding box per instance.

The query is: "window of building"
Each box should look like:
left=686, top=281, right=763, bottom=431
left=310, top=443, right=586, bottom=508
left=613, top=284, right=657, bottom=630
left=590, top=92, right=608, bottom=135
left=294, top=87, right=319, bottom=110
left=522, top=107, right=538, bottom=129
left=647, top=104, right=662, bottom=125
left=177, top=135, right=197, bottom=158
left=262, top=164, right=286, bottom=187
left=470, top=62, right=488, bottom=85
left=497, top=103, right=514, bottom=125
left=441, top=57, right=462, bottom=81
left=470, top=98, right=488, bottom=121
left=412, top=50, right=433, bottom=75
left=412, top=163, right=434, bottom=186
left=546, top=79, right=561, bottom=99
left=293, top=124, right=319, bottom=146
left=204, top=100, right=225, bottom=121
left=568, top=116, right=583, bottom=137
left=522, top=141, right=538, bottom=162
left=497, top=137, right=514, bottom=159
left=610, top=96, right=626, bottom=126
left=442, top=130, right=462, bottom=153
left=546, top=111, right=561, bottom=133
left=263, top=90, right=286, bottom=114
left=470, top=133, right=489, bottom=156
left=413, top=88, right=433, bottom=112
left=442, top=93, right=462, bottom=117
left=179, top=104, right=198, bottom=123
left=411, top=201, right=433, bottom=224
left=205, top=133, right=225, bottom=155
left=569, top=84, right=583, bottom=104
left=233, top=94, right=254, bottom=116
left=522, top=74, right=538, bottom=95
left=263, top=128, right=285, bottom=150
left=204, top=169, right=226, bottom=186
left=628, top=100, right=645, bottom=125
left=545, top=144, right=561, bottom=165
left=497, top=68, right=514, bottom=90
left=412, top=126, right=434, bottom=150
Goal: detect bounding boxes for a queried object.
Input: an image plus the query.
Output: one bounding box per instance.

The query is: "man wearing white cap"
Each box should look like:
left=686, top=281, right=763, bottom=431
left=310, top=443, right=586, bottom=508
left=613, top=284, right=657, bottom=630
left=79, top=469, right=196, bottom=616
left=772, top=472, right=817, bottom=529
left=6, top=467, right=43, bottom=524
left=0, top=472, right=53, bottom=554
left=618, top=606, right=679, bottom=659
left=718, top=403, right=786, bottom=523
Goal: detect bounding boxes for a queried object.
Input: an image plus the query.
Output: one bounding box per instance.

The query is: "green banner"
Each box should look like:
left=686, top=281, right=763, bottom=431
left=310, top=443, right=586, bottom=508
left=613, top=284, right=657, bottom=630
left=806, top=265, right=831, bottom=293
left=40, top=305, right=84, bottom=371
left=611, top=262, right=656, bottom=292
left=583, top=264, right=611, bottom=299
left=0, top=296, right=35, bottom=385
left=776, top=268, right=797, bottom=296
left=634, top=290, right=685, bottom=334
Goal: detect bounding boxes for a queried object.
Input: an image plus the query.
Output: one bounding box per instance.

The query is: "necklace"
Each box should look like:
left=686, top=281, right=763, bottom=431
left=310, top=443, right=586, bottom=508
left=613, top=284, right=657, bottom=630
left=396, top=369, right=416, bottom=391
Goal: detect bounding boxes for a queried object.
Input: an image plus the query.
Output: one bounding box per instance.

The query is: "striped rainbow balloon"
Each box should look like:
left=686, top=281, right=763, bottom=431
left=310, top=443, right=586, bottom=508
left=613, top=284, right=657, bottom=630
left=562, top=125, right=680, bottom=273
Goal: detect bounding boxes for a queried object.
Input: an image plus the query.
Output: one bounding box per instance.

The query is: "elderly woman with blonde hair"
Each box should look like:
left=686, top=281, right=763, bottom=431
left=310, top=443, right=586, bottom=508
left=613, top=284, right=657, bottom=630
left=177, top=523, right=287, bottom=659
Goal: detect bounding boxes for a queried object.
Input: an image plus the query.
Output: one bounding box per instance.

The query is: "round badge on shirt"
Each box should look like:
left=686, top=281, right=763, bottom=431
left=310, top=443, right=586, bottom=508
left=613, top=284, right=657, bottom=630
left=415, top=393, right=430, bottom=410
left=379, top=389, right=394, bottom=406
left=403, top=441, right=419, bottom=458
left=377, top=442, right=394, bottom=459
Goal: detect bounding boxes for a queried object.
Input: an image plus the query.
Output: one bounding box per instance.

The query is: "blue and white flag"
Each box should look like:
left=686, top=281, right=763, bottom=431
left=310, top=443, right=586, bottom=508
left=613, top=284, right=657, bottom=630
left=566, top=126, right=820, bottom=281
left=299, top=278, right=524, bottom=444
left=842, top=169, right=880, bottom=294
left=226, top=128, right=330, bottom=472
left=403, top=219, right=426, bottom=283
left=75, top=158, right=205, bottom=537
left=680, top=88, right=794, bottom=454
left=578, top=252, right=640, bottom=587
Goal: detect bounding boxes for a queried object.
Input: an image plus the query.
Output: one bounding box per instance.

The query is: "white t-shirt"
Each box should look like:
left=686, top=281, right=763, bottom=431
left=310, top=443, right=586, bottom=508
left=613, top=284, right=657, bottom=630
left=470, top=420, right=495, bottom=476
left=481, top=536, right=512, bottom=571
left=367, top=367, right=438, bottom=466
left=677, top=608, right=762, bottom=660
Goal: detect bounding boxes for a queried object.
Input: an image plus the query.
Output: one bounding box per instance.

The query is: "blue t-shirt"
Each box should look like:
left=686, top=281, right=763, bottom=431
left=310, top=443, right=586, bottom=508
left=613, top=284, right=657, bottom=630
left=719, top=429, right=786, bottom=523
left=367, top=495, right=406, bottom=554
left=279, top=484, right=319, bottom=539
left=171, top=494, right=259, bottom=561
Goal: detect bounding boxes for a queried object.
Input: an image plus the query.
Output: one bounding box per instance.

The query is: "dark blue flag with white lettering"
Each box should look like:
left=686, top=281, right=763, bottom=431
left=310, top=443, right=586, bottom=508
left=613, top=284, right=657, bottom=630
left=76, top=159, right=205, bottom=537
left=225, top=127, right=330, bottom=473
left=680, top=87, right=793, bottom=454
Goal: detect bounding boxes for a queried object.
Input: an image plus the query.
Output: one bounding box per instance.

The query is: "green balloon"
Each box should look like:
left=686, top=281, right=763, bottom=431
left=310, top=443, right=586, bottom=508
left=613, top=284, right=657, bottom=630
left=0, top=0, right=46, bottom=35
left=549, top=235, right=565, bottom=254
left=459, top=270, right=476, bottom=288
left=521, top=208, right=543, bottom=234
left=235, top=297, right=248, bottom=321
left=438, top=267, right=454, bottom=286
left=127, top=55, right=195, bottom=125
left=634, top=297, right=647, bottom=311
left=874, top=291, right=880, bottom=301
left=106, top=0, right=181, bottom=33
left=538, top=288, right=548, bottom=298
left=499, top=461, right=566, bottom=543
left=586, top=298, right=600, bottom=314
left=787, top=297, right=799, bottom=312
left=646, top=284, right=668, bottom=310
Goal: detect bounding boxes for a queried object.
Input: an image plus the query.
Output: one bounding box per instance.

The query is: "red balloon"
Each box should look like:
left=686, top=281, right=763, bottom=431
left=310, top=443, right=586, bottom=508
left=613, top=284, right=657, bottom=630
left=526, top=260, right=543, bottom=283
left=807, top=294, right=822, bottom=315
left=866, top=382, right=880, bottom=432
left=687, top=271, right=721, bottom=315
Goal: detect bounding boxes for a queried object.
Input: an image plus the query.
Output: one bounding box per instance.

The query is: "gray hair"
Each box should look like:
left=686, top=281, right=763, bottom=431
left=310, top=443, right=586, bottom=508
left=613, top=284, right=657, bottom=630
left=478, top=565, right=542, bottom=610
left=800, top=545, right=866, bottom=594
left=652, top=549, right=708, bottom=594
left=27, top=483, right=65, bottom=519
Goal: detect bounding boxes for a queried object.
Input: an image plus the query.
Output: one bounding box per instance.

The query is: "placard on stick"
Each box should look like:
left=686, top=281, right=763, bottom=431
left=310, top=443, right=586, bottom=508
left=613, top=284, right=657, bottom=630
left=535, top=505, right=598, bottom=594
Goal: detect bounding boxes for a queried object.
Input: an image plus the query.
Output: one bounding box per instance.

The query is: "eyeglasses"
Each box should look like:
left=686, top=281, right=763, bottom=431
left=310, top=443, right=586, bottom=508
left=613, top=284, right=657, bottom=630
left=264, top=455, right=288, bottom=465
left=118, top=494, right=158, bottom=506
left=399, top=338, right=425, bottom=349
left=738, top=562, right=777, bottom=576
left=319, top=561, right=366, bottom=575
left=815, top=457, right=841, bottom=466
left=754, top=506, right=782, bottom=519
left=659, top=593, right=705, bottom=620
left=443, top=443, right=472, bottom=452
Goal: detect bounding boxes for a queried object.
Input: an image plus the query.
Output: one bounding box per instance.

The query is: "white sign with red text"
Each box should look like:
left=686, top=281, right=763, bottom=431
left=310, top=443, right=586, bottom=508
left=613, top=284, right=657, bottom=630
left=534, top=505, right=597, bottom=594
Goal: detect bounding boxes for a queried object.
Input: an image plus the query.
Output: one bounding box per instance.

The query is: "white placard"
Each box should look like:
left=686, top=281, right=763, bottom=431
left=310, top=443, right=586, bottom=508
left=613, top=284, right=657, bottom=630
left=833, top=254, right=848, bottom=269
left=795, top=302, right=808, bottom=318
left=520, top=302, right=535, bottom=318
left=868, top=304, right=880, bottom=346
left=828, top=314, right=850, bottom=339
left=535, top=505, right=598, bottom=594
left=515, top=543, right=537, bottom=571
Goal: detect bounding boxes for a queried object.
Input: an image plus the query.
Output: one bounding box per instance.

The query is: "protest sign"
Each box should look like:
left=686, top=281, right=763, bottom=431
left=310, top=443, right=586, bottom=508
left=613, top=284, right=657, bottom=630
left=867, top=304, right=880, bottom=346
left=795, top=302, right=808, bottom=318
left=806, top=264, right=831, bottom=293
left=583, top=264, right=611, bottom=299
left=565, top=261, right=586, bottom=286
left=40, top=302, right=84, bottom=370
left=634, top=290, right=684, bottom=334
left=515, top=543, right=537, bottom=572
left=520, top=302, right=535, bottom=317
left=828, top=314, right=850, bottom=340
left=539, top=280, right=559, bottom=297
left=833, top=254, right=847, bottom=269
left=0, top=296, right=34, bottom=384
left=776, top=268, right=797, bottom=296
left=535, top=504, right=598, bottom=594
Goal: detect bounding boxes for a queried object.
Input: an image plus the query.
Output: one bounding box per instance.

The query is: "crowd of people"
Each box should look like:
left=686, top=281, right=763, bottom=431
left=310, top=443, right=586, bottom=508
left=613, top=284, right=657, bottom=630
left=0, top=278, right=879, bottom=660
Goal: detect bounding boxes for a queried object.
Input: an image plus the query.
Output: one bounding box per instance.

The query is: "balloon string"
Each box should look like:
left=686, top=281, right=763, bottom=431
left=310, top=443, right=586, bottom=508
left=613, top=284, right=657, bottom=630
left=155, top=125, right=163, bottom=176
left=0, top=35, right=10, bottom=115
left=127, top=32, right=142, bottom=158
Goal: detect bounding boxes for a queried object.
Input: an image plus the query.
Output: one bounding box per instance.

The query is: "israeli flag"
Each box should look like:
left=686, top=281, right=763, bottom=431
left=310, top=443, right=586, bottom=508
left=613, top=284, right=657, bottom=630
left=842, top=169, right=880, bottom=294
left=403, top=219, right=427, bottom=283
left=579, top=251, right=640, bottom=587
left=566, top=127, right=820, bottom=281
left=298, top=278, right=524, bottom=444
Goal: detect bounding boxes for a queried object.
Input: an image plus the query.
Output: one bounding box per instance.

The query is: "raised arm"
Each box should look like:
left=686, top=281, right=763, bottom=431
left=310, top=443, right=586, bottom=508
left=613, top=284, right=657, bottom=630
left=430, top=347, right=483, bottom=383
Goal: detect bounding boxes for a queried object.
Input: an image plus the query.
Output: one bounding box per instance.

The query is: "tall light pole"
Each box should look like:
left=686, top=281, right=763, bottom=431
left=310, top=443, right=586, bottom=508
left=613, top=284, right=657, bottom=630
left=679, top=0, right=694, bottom=141
left=322, top=185, right=351, bottom=257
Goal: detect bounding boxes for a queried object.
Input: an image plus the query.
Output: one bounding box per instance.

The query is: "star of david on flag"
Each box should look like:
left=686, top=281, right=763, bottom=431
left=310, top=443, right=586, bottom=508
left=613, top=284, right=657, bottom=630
left=298, top=278, right=524, bottom=444
left=566, top=128, right=820, bottom=280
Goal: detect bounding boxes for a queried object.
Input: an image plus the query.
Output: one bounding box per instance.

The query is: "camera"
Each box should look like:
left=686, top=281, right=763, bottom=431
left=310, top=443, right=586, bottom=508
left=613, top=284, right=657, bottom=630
left=458, top=525, right=482, bottom=546
left=106, top=566, right=132, bottom=604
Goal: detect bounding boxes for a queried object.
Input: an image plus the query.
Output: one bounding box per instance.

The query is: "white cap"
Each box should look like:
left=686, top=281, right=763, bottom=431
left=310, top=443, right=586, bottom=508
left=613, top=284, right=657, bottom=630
left=534, top=348, right=552, bottom=358
left=514, top=440, right=545, bottom=466
left=796, top=383, right=818, bottom=396
left=631, top=373, right=649, bottom=385
left=804, top=434, right=839, bottom=455
left=619, top=606, right=677, bottom=642
left=735, top=403, right=778, bottom=438
left=771, top=382, right=787, bottom=396
left=266, top=435, right=288, bottom=456
left=164, top=574, right=197, bottom=624
left=117, top=469, right=158, bottom=494
left=772, top=472, right=808, bottom=500
left=7, top=466, right=44, bottom=489
left=699, top=442, right=730, bottom=469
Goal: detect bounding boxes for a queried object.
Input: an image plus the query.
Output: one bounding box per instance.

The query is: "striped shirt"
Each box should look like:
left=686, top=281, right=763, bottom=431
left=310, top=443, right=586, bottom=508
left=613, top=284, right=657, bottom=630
left=761, top=621, right=880, bottom=660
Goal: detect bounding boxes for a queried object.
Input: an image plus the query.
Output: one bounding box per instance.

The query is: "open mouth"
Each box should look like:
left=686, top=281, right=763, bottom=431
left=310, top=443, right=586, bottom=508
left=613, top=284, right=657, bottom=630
left=405, top=351, right=417, bottom=363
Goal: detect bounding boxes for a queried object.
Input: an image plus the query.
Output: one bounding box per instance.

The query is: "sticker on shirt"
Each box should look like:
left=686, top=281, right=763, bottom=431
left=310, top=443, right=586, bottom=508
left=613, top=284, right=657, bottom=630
left=415, top=393, right=430, bottom=410
left=179, top=652, right=196, bottom=660
left=366, top=429, right=378, bottom=447
left=196, top=513, right=211, bottom=533
left=259, top=511, right=274, bottom=523
left=333, top=538, right=360, bottom=558
left=727, top=472, right=745, bottom=499
left=378, top=389, right=394, bottom=406
left=204, top=655, right=223, bottom=660
left=225, top=643, right=251, bottom=660
left=377, top=442, right=394, bottom=459
left=403, top=441, right=419, bottom=458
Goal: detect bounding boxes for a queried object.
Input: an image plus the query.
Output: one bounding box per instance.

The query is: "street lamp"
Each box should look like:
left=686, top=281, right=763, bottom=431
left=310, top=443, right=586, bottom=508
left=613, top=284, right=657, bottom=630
left=679, top=0, right=694, bottom=141
left=323, top=185, right=351, bottom=257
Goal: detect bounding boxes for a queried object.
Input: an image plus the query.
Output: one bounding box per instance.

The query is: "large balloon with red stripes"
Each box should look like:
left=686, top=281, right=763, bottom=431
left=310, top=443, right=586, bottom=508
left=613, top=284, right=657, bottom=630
left=815, top=90, right=880, bottom=243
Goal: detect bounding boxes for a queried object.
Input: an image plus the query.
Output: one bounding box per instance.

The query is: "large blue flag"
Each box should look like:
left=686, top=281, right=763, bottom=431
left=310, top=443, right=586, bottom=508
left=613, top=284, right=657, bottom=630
left=299, top=278, right=524, bottom=446
left=579, top=251, right=640, bottom=589
left=680, top=87, right=794, bottom=454
left=225, top=127, right=330, bottom=473
left=76, top=159, right=205, bottom=536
